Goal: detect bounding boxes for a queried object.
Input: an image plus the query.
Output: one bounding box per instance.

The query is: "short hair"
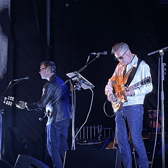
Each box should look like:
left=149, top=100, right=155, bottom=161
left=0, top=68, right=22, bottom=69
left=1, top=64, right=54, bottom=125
left=40, top=60, right=56, bottom=73
left=111, top=42, right=129, bottom=54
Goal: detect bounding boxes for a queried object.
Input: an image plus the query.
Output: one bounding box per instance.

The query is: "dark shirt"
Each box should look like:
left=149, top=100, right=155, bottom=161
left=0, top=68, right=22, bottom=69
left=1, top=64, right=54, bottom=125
left=27, top=74, right=72, bottom=125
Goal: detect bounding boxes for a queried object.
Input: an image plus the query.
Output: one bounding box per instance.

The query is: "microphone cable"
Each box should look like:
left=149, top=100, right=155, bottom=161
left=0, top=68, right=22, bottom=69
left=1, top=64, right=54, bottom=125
left=74, top=88, right=94, bottom=140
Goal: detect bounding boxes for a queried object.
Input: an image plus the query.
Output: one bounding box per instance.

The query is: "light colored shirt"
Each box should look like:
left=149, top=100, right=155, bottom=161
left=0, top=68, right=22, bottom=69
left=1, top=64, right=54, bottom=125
left=105, top=55, right=153, bottom=106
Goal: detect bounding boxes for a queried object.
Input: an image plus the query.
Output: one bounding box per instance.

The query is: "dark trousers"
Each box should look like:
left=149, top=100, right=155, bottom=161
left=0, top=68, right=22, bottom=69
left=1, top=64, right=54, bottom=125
left=115, top=104, right=149, bottom=168
left=47, top=120, right=70, bottom=168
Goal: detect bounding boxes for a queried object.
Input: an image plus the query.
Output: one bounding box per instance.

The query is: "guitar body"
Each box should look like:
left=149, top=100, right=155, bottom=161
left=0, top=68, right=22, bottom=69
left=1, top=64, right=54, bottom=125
left=111, top=84, right=127, bottom=112
left=112, top=101, right=123, bottom=113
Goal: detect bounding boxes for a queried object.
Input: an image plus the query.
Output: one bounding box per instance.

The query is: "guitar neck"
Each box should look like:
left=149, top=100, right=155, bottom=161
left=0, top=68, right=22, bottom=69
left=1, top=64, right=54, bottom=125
left=128, top=77, right=151, bottom=90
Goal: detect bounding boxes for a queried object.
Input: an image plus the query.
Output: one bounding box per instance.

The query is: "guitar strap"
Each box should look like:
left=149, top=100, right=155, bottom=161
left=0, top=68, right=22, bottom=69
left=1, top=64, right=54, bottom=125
left=125, top=58, right=142, bottom=87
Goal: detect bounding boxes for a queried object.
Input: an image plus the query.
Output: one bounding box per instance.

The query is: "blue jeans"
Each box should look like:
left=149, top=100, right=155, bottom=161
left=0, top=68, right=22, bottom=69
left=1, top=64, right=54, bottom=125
left=47, top=120, right=70, bottom=168
left=115, top=105, right=149, bottom=168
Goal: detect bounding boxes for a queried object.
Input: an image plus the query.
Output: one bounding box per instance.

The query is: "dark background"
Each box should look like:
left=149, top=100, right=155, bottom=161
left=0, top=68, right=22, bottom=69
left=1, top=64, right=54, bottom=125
left=0, top=0, right=168, bottom=167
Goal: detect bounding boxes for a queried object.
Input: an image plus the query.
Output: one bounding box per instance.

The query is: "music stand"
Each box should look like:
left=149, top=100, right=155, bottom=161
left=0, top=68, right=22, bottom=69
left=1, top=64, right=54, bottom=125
left=66, top=72, right=95, bottom=90
left=66, top=72, right=95, bottom=150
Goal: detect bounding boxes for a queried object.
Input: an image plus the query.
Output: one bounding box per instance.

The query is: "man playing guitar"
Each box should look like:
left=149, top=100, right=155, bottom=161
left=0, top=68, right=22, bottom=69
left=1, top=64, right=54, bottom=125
left=105, top=42, right=153, bottom=168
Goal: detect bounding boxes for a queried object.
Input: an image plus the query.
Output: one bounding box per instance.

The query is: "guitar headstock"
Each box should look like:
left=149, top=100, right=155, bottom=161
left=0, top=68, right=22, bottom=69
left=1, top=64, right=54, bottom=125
left=3, top=96, right=15, bottom=106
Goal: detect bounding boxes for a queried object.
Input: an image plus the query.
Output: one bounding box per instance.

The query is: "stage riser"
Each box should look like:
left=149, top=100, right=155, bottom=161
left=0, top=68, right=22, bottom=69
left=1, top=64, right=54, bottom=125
left=63, top=149, right=125, bottom=168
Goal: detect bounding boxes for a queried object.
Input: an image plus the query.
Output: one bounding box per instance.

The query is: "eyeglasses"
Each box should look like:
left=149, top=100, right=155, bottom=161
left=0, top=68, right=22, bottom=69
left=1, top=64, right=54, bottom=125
left=115, top=49, right=128, bottom=61
left=39, top=67, right=47, bottom=72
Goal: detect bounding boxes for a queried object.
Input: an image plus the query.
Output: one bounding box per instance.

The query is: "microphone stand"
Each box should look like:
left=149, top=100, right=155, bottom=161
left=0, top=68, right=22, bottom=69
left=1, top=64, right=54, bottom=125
left=148, top=46, right=167, bottom=168
left=77, top=53, right=102, bottom=74
left=66, top=53, right=102, bottom=150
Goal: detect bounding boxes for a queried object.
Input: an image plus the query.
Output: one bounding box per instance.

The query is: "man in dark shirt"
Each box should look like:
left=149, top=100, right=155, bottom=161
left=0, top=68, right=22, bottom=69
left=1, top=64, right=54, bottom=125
left=17, top=61, right=72, bottom=168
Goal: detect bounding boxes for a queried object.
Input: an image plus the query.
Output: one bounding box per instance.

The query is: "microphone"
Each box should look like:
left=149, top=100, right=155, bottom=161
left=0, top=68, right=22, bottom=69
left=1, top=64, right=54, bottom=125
left=91, top=51, right=108, bottom=55
left=13, top=76, right=29, bottom=82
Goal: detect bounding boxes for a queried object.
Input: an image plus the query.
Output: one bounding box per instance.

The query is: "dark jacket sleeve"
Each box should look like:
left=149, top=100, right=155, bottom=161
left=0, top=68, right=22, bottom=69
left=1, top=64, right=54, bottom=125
left=26, top=82, right=61, bottom=111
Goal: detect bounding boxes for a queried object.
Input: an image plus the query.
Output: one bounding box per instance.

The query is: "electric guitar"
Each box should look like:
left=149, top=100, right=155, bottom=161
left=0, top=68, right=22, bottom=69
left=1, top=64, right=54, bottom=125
left=111, top=77, right=152, bottom=113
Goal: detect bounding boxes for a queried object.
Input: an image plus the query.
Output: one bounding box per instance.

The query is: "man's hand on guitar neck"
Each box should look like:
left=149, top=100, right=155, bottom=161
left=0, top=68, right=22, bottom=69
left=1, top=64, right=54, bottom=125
left=16, top=101, right=28, bottom=109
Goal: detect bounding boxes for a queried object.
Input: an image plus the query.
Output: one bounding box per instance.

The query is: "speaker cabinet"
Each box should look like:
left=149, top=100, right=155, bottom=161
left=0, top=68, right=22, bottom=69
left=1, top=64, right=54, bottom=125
left=14, top=154, right=49, bottom=168
left=63, top=149, right=125, bottom=168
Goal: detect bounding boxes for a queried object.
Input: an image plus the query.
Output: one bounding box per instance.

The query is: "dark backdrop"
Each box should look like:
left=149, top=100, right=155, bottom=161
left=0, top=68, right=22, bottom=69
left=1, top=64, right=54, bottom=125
left=0, top=0, right=168, bottom=166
